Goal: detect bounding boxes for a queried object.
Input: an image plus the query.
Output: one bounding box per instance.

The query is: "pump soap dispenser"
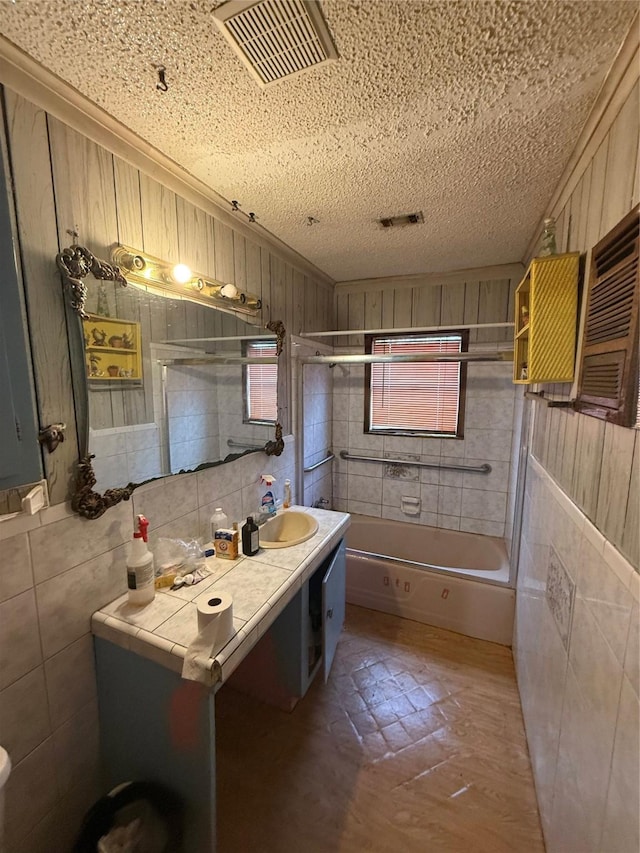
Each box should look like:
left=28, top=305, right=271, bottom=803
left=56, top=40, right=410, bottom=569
left=127, top=515, right=155, bottom=606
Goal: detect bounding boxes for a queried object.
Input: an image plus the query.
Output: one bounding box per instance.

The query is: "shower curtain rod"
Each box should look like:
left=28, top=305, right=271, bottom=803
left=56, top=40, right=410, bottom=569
left=299, top=322, right=514, bottom=338
left=161, top=334, right=277, bottom=344
left=159, top=356, right=278, bottom=366
left=301, top=351, right=513, bottom=365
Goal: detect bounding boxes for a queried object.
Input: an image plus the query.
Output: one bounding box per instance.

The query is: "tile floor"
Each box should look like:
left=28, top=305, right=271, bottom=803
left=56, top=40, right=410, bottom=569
left=216, top=605, right=545, bottom=852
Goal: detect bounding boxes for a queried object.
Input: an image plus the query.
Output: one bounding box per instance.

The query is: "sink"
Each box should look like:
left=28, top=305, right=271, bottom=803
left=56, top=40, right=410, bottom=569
left=259, top=511, right=319, bottom=548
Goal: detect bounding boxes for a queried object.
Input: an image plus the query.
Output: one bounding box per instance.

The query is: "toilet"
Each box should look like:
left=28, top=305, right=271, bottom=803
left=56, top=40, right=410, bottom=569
left=0, top=747, right=11, bottom=852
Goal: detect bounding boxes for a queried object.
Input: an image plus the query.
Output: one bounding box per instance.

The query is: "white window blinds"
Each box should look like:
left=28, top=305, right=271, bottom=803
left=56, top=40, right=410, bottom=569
left=246, top=339, right=278, bottom=423
left=368, top=334, right=464, bottom=435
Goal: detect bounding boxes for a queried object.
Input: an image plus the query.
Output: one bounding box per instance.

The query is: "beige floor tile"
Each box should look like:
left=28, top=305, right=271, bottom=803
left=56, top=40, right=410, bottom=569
left=217, top=605, right=544, bottom=852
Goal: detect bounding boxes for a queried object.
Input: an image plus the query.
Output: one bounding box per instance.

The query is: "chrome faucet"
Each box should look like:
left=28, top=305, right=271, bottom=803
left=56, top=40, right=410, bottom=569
left=313, top=497, right=330, bottom=509
left=254, top=508, right=276, bottom=526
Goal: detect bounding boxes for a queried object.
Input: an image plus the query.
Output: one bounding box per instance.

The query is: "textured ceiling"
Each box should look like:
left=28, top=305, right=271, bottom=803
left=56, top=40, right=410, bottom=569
left=0, top=1, right=635, bottom=281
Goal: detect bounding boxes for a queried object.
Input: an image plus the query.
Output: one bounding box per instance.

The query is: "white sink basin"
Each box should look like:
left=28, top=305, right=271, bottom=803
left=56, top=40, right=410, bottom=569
left=259, top=511, right=319, bottom=548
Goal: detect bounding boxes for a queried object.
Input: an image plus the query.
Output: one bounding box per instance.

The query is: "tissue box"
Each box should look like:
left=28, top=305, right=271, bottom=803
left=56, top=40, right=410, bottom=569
left=214, top=528, right=238, bottom=560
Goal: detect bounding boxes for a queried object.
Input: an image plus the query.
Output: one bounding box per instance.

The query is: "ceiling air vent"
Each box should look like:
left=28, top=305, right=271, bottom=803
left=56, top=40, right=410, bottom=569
left=378, top=211, right=425, bottom=229
left=213, top=0, right=339, bottom=87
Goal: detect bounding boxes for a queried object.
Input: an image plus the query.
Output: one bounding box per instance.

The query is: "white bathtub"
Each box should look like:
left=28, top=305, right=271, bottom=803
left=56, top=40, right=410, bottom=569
left=346, top=515, right=515, bottom=646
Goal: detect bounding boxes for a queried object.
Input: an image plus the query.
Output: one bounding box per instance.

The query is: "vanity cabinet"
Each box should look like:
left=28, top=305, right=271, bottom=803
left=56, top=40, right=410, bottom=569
left=229, top=539, right=347, bottom=708
left=302, top=538, right=346, bottom=689
left=91, top=511, right=349, bottom=853
left=513, top=252, right=580, bottom=384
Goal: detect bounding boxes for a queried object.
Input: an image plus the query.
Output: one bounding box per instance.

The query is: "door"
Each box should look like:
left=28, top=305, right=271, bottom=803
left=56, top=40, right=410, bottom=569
left=322, top=539, right=346, bottom=682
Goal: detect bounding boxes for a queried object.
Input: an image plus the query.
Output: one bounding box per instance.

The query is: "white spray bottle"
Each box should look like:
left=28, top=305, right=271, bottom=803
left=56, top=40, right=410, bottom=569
left=127, top=515, right=155, bottom=606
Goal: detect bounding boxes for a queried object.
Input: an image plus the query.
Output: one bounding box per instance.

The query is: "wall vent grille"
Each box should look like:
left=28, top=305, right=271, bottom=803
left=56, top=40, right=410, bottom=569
left=378, top=211, right=425, bottom=229
left=213, top=0, right=338, bottom=87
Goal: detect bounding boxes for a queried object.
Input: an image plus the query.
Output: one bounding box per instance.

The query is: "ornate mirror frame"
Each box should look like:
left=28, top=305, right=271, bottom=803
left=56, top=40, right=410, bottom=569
left=56, top=244, right=286, bottom=519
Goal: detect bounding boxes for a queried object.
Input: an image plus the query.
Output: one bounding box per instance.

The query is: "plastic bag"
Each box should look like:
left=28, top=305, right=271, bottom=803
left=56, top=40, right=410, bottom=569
left=74, top=780, right=184, bottom=853
left=155, top=537, right=204, bottom=578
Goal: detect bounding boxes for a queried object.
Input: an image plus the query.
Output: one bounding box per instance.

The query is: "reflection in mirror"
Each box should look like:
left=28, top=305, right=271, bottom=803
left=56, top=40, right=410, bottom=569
left=56, top=244, right=285, bottom=519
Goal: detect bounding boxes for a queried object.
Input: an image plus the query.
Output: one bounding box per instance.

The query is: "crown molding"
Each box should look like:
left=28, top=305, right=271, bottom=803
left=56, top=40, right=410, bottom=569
left=0, top=36, right=335, bottom=288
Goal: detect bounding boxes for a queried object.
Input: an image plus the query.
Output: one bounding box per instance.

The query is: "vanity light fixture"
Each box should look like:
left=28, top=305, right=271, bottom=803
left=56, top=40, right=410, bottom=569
left=110, top=244, right=262, bottom=314
left=219, top=283, right=239, bottom=299
left=171, top=263, right=192, bottom=284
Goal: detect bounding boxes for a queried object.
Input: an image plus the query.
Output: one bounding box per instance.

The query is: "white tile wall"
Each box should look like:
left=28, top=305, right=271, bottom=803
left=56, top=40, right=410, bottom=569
left=333, top=354, right=517, bottom=537
left=297, top=346, right=334, bottom=510
left=0, top=436, right=295, bottom=853
left=90, top=424, right=165, bottom=491
left=514, top=456, right=639, bottom=852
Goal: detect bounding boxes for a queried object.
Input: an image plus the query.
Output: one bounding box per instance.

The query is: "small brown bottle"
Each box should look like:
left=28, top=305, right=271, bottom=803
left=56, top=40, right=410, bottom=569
left=242, top=516, right=260, bottom=556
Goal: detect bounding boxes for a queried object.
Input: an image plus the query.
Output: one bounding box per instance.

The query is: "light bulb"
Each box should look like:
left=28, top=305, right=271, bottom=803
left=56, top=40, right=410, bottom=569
left=220, top=283, right=239, bottom=299
left=172, top=263, right=192, bottom=284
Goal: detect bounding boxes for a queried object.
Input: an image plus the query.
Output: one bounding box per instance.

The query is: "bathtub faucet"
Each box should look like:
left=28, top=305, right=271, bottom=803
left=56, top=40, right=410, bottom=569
left=313, top=497, right=330, bottom=509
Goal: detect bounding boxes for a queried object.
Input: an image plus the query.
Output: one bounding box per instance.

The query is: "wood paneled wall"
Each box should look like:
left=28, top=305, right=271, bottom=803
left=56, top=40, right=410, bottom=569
left=3, top=88, right=335, bottom=504
left=531, top=79, right=639, bottom=568
left=334, top=272, right=520, bottom=348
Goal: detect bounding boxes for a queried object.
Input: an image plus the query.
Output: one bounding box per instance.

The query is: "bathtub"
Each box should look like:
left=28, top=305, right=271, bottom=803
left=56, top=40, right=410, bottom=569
left=346, top=515, right=515, bottom=646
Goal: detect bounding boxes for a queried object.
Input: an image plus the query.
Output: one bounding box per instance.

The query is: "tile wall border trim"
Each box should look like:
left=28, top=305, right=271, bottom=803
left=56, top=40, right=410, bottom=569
left=528, top=454, right=638, bottom=600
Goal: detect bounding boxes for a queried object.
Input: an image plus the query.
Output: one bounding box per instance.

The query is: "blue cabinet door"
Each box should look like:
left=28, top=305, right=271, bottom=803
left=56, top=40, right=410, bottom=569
left=0, top=130, right=41, bottom=491
left=322, top=539, right=346, bottom=682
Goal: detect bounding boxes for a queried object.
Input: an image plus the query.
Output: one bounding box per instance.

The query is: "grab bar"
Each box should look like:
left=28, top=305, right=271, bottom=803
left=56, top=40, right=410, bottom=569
left=303, top=453, right=335, bottom=473
left=227, top=439, right=265, bottom=451
left=339, top=450, right=491, bottom=474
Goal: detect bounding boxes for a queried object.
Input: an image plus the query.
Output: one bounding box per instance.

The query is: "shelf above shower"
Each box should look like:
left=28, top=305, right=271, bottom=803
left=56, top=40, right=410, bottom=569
left=513, top=253, right=580, bottom=384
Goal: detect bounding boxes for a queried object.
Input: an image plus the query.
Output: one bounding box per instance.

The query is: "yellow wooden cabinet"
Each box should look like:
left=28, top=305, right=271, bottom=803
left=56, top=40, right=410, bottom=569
left=83, top=314, right=142, bottom=381
left=513, top=252, right=580, bottom=384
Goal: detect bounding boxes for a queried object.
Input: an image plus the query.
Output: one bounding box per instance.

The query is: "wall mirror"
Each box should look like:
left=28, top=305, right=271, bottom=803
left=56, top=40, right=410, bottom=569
left=57, top=244, right=286, bottom=519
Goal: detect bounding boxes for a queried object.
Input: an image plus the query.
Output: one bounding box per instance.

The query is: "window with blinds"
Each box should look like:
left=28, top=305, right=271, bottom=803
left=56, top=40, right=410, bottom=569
left=244, top=339, right=278, bottom=424
left=365, top=332, right=468, bottom=437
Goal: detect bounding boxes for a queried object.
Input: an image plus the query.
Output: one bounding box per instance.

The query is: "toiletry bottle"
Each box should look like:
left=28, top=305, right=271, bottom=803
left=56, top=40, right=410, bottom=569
left=127, top=515, right=155, bottom=606
left=283, top=479, right=291, bottom=509
left=210, top=507, right=228, bottom=543
left=242, top=516, right=260, bottom=556
left=260, top=474, right=277, bottom=514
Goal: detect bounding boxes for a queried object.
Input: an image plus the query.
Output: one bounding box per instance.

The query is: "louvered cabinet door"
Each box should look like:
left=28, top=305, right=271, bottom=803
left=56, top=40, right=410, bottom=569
left=575, top=205, right=639, bottom=426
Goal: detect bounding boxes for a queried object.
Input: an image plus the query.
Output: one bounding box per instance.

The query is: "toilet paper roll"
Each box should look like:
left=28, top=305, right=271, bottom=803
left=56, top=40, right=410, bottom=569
left=197, top=593, right=234, bottom=636
left=182, top=593, right=234, bottom=684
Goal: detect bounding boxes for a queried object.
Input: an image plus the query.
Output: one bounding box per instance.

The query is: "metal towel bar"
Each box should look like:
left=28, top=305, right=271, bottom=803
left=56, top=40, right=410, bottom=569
left=303, top=453, right=335, bottom=473
left=339, top=450, right=491, bottom=474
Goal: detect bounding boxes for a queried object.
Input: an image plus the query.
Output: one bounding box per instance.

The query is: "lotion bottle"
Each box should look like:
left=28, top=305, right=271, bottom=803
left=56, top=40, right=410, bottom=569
left=127, top=515, right=155, bottom=606
left=283, top=479, right=291, bottom=509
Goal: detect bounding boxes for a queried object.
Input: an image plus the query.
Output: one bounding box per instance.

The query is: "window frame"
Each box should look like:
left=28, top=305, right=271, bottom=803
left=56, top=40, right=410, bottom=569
left=242, top=338, right=278, bottom=426
left=364, top=329, right=469, bottom=439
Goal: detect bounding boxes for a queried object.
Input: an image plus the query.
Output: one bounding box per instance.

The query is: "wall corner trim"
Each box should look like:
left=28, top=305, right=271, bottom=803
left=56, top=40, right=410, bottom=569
left=523, top=13, right=640, bottom=262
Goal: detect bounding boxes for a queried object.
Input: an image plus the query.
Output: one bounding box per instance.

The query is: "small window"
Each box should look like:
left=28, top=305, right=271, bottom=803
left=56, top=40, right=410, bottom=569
left=365, top=331, right=468, bottom=437
left=244, top=339, right=278, bottom=424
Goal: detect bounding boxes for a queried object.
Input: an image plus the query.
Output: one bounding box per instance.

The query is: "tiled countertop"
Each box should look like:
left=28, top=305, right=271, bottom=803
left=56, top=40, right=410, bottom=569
left=91, top=507, right=350, bottom=689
